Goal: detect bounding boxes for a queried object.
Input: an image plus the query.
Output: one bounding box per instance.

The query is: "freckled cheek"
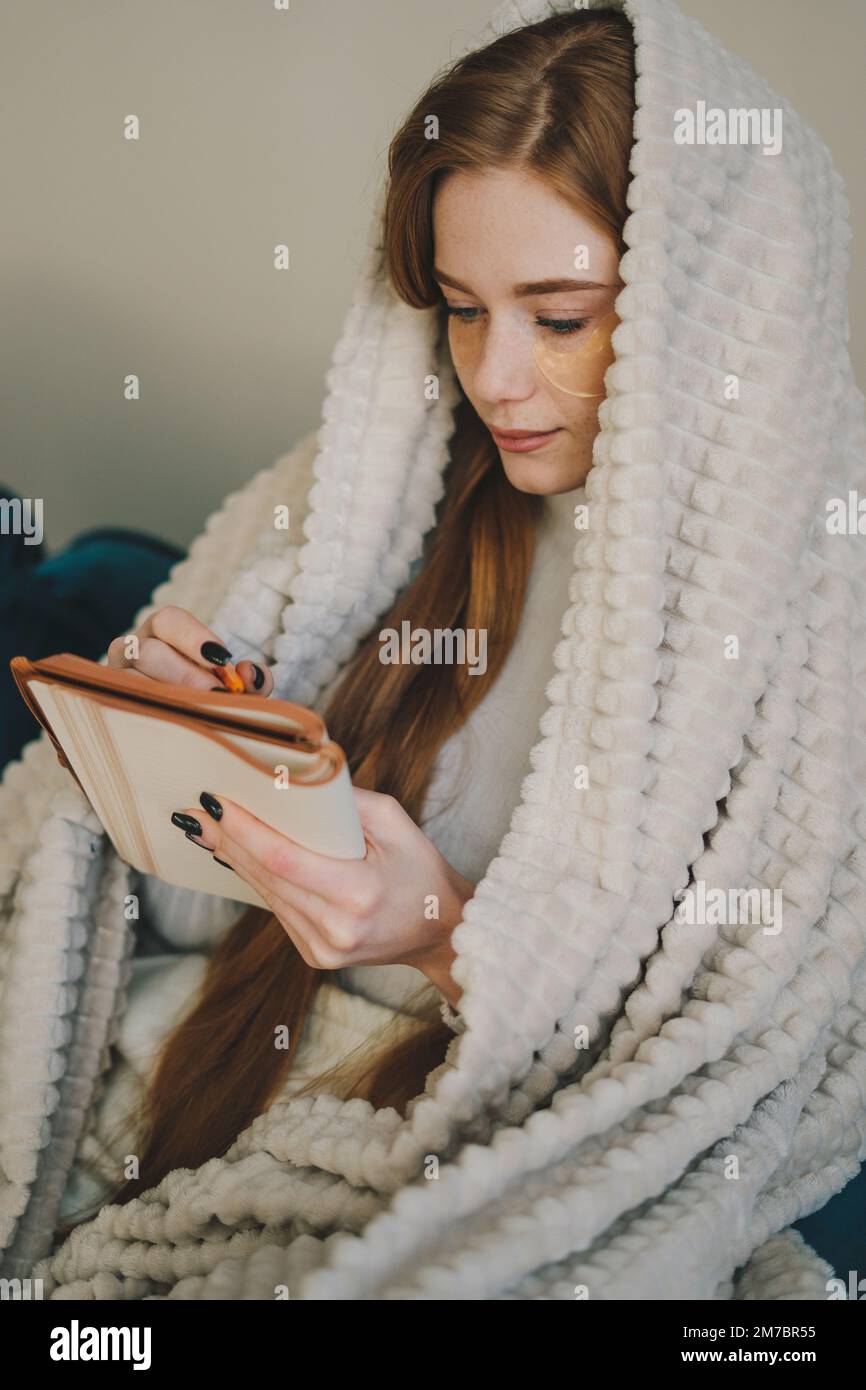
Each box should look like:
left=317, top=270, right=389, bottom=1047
left=532, top=313, right=618, bottom=399
left=555, top=396, right=607, bottom=439
left=447, top=325, right=478, bottom=384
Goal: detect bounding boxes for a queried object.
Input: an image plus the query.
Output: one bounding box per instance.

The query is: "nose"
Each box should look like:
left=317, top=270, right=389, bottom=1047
left=468, top=315, right=538, bottom=405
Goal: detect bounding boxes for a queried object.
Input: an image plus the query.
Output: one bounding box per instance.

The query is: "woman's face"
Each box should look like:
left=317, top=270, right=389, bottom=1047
left=432, top=167, right=622, bottom=495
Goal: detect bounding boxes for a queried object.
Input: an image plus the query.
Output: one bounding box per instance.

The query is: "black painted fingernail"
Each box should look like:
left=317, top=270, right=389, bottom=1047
left=171, top=812, right=203, bottom=835
left=210, top=685, right=224, bottom=692
left=251, top=663, right=265, bottom=690
left=185, top=831, right=209, bottom=849
left=199, top=792, right=223, bottom=821
left=214, top=856, right=234, bottom=871
left=201, top=641, right=233, bottom=666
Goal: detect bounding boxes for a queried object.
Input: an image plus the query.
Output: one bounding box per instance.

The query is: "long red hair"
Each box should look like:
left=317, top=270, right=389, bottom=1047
left=53, top=5, right=635, bottom=1248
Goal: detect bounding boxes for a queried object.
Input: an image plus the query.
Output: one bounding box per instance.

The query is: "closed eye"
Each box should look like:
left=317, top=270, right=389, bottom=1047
left=445, top=306, right=590, bottom=336
left=536, top=316, right=591, bottom=336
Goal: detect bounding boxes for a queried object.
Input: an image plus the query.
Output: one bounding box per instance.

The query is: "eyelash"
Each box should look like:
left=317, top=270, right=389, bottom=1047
left=445, top=306, right=591, bottom=336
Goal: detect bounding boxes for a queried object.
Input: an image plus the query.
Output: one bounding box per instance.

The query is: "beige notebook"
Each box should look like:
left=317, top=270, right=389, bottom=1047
left=10, top=653, right=366, bottom=907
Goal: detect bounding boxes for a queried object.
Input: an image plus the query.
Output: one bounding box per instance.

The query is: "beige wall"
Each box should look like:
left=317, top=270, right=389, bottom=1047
left=3, top=0, right=863, bottom=550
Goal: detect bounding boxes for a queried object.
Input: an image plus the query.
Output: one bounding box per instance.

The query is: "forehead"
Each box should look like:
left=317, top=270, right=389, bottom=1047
left=432, top=167, right=619, bottom=288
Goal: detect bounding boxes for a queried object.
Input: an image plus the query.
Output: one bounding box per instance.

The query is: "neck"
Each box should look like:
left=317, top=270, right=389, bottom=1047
left=540, top=479, right=586, bottom=531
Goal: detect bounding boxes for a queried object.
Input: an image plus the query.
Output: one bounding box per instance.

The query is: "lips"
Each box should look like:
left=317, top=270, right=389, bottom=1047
left=490, top=427, right=557, bottom=438
left=489, top=425, right=562, bottom=454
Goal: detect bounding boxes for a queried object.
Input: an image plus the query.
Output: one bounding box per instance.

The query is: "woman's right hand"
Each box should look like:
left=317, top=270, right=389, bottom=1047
left=106, top=605, right=275, bottom=697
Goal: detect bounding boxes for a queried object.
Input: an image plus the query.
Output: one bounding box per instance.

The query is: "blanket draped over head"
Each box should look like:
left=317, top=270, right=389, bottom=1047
left=2, top=0, right=864, bottom=1299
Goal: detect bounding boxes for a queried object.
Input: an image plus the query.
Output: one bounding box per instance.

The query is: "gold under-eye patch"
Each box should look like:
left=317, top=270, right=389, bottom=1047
left=532, top=310, right=619, bottom=397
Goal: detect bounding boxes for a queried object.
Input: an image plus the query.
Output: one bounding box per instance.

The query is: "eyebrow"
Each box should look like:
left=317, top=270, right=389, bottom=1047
left=433, top=269, right=613, bottom=297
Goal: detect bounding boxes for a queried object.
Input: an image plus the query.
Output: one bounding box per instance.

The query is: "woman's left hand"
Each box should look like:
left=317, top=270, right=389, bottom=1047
left=170, top=787, right=474, bottom=1008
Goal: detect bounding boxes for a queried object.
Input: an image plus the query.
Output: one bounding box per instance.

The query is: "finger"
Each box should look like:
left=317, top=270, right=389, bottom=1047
left=235, top=659, right=275, bottom=697
left=181, top=792, right=371, bottom=906
left=215, top=836, right=336, bottom=941
left=109, top=634, right=226, bottom=691
left=175, top=815, right=342, bottom=966
left=209, top=838, right=332, bottom=958
left=140, top=605, right=240, bottom=682
left=351, top=786, right=407, bottom=842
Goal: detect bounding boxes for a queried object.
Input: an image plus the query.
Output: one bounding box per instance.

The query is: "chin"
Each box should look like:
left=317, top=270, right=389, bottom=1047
left=498, top=449, right=590, bottom=496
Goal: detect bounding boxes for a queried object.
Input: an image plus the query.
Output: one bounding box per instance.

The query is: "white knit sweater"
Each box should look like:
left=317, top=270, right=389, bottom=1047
left=2, top=0, right=863, bottom=1301
left=57, top=483, right=585, bottom=1226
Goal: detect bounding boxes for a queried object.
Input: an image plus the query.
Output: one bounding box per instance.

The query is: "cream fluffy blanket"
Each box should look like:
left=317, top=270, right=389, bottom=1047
left=2, top=0, right=865, bottom=1299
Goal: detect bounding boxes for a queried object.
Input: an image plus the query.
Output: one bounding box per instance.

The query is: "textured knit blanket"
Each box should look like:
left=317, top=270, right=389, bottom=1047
left=2, top=0, right=865, bottom=1299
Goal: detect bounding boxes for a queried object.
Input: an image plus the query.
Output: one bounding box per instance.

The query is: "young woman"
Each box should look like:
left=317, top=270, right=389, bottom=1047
left=49, top=6, right=636, bottom=1246
left=12, top=1, right=862, bottom=1295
